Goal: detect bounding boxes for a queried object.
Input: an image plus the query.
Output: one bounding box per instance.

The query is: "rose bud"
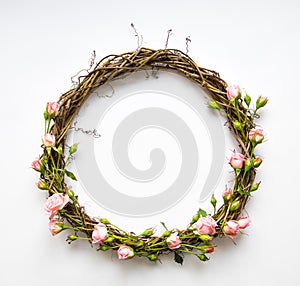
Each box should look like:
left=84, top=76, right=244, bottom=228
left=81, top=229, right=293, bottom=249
left=140, top=228, right=155, bottom=237
left=223, top=220, right=240, bottom=239
left=92, top=223, right=108, bottom=244
left=67, top=234, right=78, bottom=241
left=147, top=254, right=158, bottom=261
left=195, top=216, right=217, bottom=235
left=253, top=157, right=263, bottom=168
left=230, top=200, right=241, bottom=211
left=166, top=231, right=181, bottom=249
left=249, top=128, right=264, bottom=144
left=37, top=181, right=48, bottom=190
left=117, top=245, right=134, bottom=260
left=46, top=102, right=60, bottom=117
left=226, top=85, right=242, bottom=100
left=197, top=254, right=209, bottom=261
left=250, top=183, right=260, bottom=192
left=256, top=96, right=268, bottom=109
left=205, top=246, right=215, bottom=253
left=237, top=217, right=251, bottom=229
left=49, top=220, right=64, bottom=236
left=229, top=153, right=245, bottom=169
left=208, top=100, right=220, bottom=110
left=222, top=188, right=233, bottom=203
left=31, top=159, right=42, bottom=171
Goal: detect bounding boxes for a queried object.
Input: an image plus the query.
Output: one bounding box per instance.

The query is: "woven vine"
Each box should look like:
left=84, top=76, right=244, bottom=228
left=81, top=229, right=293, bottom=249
left=33, top=47, right=267, bottom=264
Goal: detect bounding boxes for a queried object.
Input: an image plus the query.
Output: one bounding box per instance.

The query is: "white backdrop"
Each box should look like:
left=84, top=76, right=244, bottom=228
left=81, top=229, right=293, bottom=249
left=1, top=0, right=299, bottom=285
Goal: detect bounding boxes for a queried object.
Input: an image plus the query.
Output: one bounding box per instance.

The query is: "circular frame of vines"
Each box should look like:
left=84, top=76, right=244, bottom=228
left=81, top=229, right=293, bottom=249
left=33, top=47, right=267, bottom=264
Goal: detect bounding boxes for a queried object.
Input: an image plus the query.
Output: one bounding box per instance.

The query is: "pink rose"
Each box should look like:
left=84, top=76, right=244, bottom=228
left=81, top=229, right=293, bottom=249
left=92, top=223, right=108, bottom=244
left=226, top=85, right=241, bottom=100
left=32, top=159, right=41, bottom=171
left=195, top=216, right=217, bottom=235
left=237, top=217, right=251, bottom=229
left=117, top=245, right=134, bottom=260
left=223, top=220, right=240, bottom=238
left=45, top=193, right=69, bottom=218
left=43, top=134, right=55, bottom=147
left=229, top=153, right=245, bottom=169
left=49, top=220, right=63, bottom=236
left=47, top=102, right=60, bottom=116
left=249, top=128, right=264, bottom=143
left=166, top=231, right=181, bottom=249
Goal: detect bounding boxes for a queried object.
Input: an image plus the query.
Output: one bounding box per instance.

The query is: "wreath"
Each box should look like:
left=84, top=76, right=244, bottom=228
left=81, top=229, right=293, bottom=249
left=32, top=48, right=267, bottom=264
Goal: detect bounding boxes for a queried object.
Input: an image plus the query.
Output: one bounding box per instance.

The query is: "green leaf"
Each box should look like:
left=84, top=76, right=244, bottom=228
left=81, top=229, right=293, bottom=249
left=198, top=208, right=207, bottom=217
left=65, top=170, right=77, bottom=180
left=174, top=252, right=184, bottom=265
left=244, top=94, right=251, bottom=106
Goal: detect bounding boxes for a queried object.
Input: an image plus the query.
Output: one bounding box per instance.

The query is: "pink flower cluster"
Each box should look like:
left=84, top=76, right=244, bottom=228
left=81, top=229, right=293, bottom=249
left=223, top=217, right=251, bottom=239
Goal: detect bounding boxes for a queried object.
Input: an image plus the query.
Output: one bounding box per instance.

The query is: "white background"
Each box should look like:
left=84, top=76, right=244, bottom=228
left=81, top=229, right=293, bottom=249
left=1, top=0, right=299, bottom=285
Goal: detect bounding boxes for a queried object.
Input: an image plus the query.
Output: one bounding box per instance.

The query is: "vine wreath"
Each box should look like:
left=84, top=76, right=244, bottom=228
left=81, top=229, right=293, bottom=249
left=32, top=47, right=267, bottom=264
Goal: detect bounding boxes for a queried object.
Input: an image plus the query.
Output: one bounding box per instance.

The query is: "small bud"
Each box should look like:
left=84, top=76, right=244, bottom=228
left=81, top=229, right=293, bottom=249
left=205, top=246, right=215, bottom=253
left=244, top=158, right=252, bottom=172
left=69, top=143, right=78, bottom=155
left=197, top=253, right=209, bottom=261
left=104, top=236, right=115, bottom=243
left=256, top=96, right=268, bottom=110
left=68, top=235, right=78, bottom=241
left=222, top=188, right=233, bottom=203
left=208, top=100, right=220, bottom=110
left=233, top=120, right=243, bottom=131
left=191, top=213, right=200, bottom=224
left=253, top=157, right=263, bottom=168
left=37, top=181, right=48, bottom=190
left=210, top=194, right=217, bottom=209
left=135, top=240, right=144, bottom=247
left=140, top=228, right=155, bottom=237
left=100, top=218, right=110, bottom=224
left=244, top=93, right=251, bottom=106
left=199, top=234, right=213, bottom=242
left=230, top=200, right=241, bottom=211
left=250, top=183, right=260, bottom=192
left=46, top=102, right=60, bottom=119
left=67, top=189, right=75, bottom=199
left=162, top=230, right=172, bottom=237
left=100, top=245, right=110, bottom=251
left=147, top=254, right=158, bottom=261
left=57, top=145, right=63, bottom=155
